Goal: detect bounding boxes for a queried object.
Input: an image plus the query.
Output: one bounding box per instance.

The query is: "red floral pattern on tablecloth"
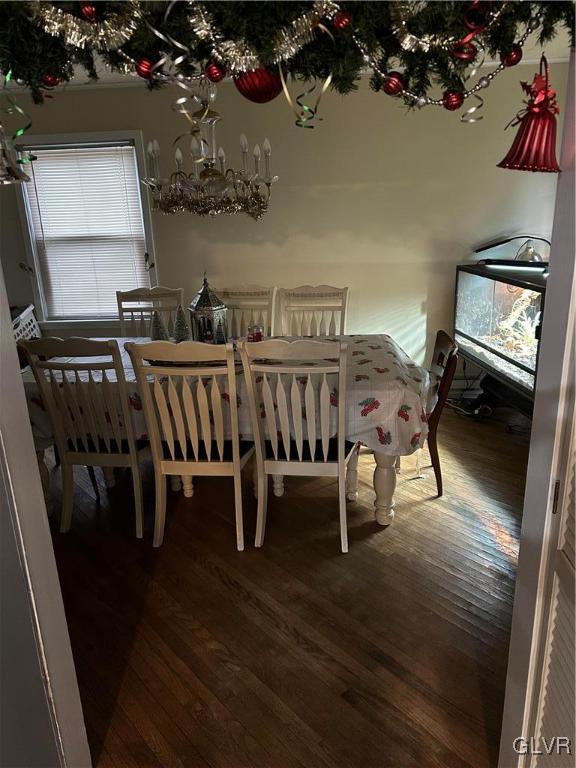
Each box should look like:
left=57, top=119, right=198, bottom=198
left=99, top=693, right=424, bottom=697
left=22, top=334, right=433, bottom=455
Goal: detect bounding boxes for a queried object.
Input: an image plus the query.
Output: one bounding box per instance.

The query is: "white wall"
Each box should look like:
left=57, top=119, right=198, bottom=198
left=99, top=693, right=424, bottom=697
left=1, top=61, right=568, bottom=362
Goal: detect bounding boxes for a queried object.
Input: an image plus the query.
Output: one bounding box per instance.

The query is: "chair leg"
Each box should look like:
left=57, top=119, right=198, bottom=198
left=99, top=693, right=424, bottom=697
left=428, top=429, right=443, bottom=497
left=86, top=465, right=100, bottom=500
left=338, top=471, right=349, bottom=554
left=253, top=460, right=258, bottom=500
left=233, top=469, right=244, bottom=552
left=255, top=472, right=268, bottom=548
left=131, top=463, right=143, bottom=539
left=60, top=463, right=74, bottom=533
left=53, top=444, right=61, bottom=468
left=153, top=471, right=167, bottom=547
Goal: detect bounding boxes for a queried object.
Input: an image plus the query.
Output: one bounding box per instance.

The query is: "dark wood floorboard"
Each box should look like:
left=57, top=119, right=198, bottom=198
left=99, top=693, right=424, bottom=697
left=46, top=407, right=530, bottom=768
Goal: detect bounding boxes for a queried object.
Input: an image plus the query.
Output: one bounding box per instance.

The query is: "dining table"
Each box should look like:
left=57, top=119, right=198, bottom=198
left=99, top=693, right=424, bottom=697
left=23, top=334, right=434, bottom=526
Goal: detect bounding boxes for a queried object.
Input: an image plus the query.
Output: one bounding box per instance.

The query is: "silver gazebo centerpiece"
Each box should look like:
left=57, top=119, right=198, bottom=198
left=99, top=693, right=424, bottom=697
left=188, top=275, right=228, bottom=344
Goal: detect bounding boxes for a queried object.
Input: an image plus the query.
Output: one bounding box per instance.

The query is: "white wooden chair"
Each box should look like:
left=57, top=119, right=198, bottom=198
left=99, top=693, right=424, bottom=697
left=239, top=338, right=356, bottom=553
left=116, top=286, right=184, bottom=337
left=277, top=285, right=349, bottom=336
left=216, top=287, right=277, bottom=338
left=125, top=340, right=254, bottom=549
left=20, top=337, right=148, bottom=537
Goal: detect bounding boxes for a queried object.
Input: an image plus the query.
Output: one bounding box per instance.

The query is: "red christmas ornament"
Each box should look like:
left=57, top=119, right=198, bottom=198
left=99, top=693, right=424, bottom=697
left=442, top=90, right=465, bottom=111
left=451, top=41, right=478, bottom=62
left=382, top=71, right=405, bottom=96
left=205, top=61, right=226, bottom=83
left=41, top=74, right=60, bottom=88
left=498, top=55, right=560, bottom=173
left=135, top=58, right=153, bottom=79
left=233, top=68, right=283, bottom=103
left=80, top=2, right=97, bottom=22
left=500, top=44, right=523, bottom=67
left=333, top=10, right=351, bottom=30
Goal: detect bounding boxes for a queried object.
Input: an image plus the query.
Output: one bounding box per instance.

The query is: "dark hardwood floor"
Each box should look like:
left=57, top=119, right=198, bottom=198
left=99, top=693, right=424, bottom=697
left=47, top=407, right=531, bottom=768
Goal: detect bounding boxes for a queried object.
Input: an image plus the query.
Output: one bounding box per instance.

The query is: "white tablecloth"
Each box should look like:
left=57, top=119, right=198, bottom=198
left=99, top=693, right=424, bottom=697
left=23, top=334, right=433, bottom=455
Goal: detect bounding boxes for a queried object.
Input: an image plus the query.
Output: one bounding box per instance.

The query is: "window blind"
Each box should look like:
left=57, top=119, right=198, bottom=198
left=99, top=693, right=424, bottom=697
left=25, top=143, right=150, bottom=320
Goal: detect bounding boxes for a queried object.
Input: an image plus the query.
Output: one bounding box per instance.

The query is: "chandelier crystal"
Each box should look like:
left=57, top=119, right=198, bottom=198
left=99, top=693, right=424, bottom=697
left=142, top=79, right=278, bottom=220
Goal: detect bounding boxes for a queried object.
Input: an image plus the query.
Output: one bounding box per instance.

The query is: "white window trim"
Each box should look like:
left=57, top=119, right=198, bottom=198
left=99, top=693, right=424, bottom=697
left=16, top=130, right=158, bottom=330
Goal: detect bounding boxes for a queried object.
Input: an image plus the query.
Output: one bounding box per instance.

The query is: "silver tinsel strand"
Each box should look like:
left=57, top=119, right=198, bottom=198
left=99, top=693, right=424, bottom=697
left=31, top=0, right=141, bottom=50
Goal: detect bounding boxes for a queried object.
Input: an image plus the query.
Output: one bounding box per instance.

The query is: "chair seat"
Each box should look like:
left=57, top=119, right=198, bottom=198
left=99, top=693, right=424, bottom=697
left=264, top=438, right=356, bottom=463
left=161, top=439, right=254, bottom=462
left=67, top=436, right=149, bottom=454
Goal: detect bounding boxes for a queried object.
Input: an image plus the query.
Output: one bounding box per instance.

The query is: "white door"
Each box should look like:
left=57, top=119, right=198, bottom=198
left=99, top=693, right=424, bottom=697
left=528, top=337, right=575, bottom=767
left=498, top=51, right=576, bottom=768
left=0, top=245, right=91, bottom=763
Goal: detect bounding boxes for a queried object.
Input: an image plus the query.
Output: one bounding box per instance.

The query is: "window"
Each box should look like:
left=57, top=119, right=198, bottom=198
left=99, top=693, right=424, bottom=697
left=23, top=140, right=151, bottom=321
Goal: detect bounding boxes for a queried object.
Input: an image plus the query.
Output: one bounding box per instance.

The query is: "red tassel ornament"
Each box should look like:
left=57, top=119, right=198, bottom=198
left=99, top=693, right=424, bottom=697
left=498, top=55, right=560, bottom=173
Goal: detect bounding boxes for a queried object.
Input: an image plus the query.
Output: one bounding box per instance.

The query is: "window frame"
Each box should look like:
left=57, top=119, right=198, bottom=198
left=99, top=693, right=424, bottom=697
left=17, top=130, right=158, bottom=330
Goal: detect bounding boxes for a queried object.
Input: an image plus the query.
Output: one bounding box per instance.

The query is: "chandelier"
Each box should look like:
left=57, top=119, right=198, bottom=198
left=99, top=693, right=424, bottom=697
left=142, top=79, right=278, bottom=220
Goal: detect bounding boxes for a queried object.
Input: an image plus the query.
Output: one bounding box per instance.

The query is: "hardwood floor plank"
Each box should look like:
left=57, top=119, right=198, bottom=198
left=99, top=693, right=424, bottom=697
left=46, top=408, right=528, bottom=768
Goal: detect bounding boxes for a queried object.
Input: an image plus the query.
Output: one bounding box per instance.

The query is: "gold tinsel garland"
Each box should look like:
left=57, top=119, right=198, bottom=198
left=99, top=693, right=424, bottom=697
left=30, top=0, right=142, bottom=51
left=186, top=0, right=340, bottom=72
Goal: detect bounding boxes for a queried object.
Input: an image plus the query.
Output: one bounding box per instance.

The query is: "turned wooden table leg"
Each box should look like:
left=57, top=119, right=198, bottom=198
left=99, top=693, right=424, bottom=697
left=103, top=467, right=116, bottom=488
left=181, top=476, right=194, bottom=498
left=373, top=452, right=397, bottom=526
left=346, top=446, right=359, bottom=501
left=170, top=476, right=182, bottom=492
left=272, top=475, right=285, bottom=497
left=36, top=450, right=51, bottom=512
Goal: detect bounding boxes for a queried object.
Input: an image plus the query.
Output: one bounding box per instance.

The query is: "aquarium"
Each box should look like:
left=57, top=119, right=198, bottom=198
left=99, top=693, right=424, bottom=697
left=454, top=262, right=547, bottom=395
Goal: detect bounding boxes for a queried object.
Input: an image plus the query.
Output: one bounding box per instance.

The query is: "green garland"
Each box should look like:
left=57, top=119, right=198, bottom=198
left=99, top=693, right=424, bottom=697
left=0, top=1, right=573, bottom=104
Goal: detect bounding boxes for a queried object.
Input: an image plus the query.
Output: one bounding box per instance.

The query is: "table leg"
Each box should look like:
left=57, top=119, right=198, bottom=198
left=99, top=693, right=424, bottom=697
left=103, top=467, right=116, bottom=488
left=373, top=452, right=396, bottom=526
left=170, top=476, right=182, bottom=492
left=346, top=446, right=359, bottom=501
left=181, top=476, right=194, bottom=498
left=36, top=450, right=51, bottom=512
left=272, top=475, right=285, bottom=497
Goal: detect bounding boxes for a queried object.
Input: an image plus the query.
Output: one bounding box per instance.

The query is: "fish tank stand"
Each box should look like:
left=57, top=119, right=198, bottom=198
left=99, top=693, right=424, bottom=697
left=454, top=252, right=548, bottom=414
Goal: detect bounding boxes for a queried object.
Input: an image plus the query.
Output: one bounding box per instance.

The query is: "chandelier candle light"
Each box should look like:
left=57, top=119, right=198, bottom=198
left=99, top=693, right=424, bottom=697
left=142, top=78, right=277, bottom=219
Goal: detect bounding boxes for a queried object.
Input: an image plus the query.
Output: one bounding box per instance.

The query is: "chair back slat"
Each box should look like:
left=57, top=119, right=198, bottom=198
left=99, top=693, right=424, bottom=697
left=126, top=340, right=237, bottom=466
left=196, top=377, right=212, bottom=460
left=210, top=376, right=225, bottom=461
left=77, top=375, right=99, bottom=449
left=20, top=337, right=137, bottom=458
left=278, top=286, right=349, bottom=337
left=218, top=287, right=277, bottom=338
left=182, top=377, right=199, bottom=460
left=168, top=377, right=187, bottom=459
left=63, top=373, right=87, bottom=450
left=304, top=375, right=317, bottom=459
left=239, top=339, right=347, bottom=467
left=262, top=374, right=278, bottom=459
left=290, top=375, right=304, bottom=461
left=276, top=376, right=291, bottom=457
left=320, top=374, right=330, bottom=462
left=154, top=377, right=175, bottom=459
left=89, top=371, right=112, bottom=452
left=51, top=371, right=78, bottom=448
left=101, top=371, right=124, bottom=447
left=117, top=286, right=184, bottom=337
